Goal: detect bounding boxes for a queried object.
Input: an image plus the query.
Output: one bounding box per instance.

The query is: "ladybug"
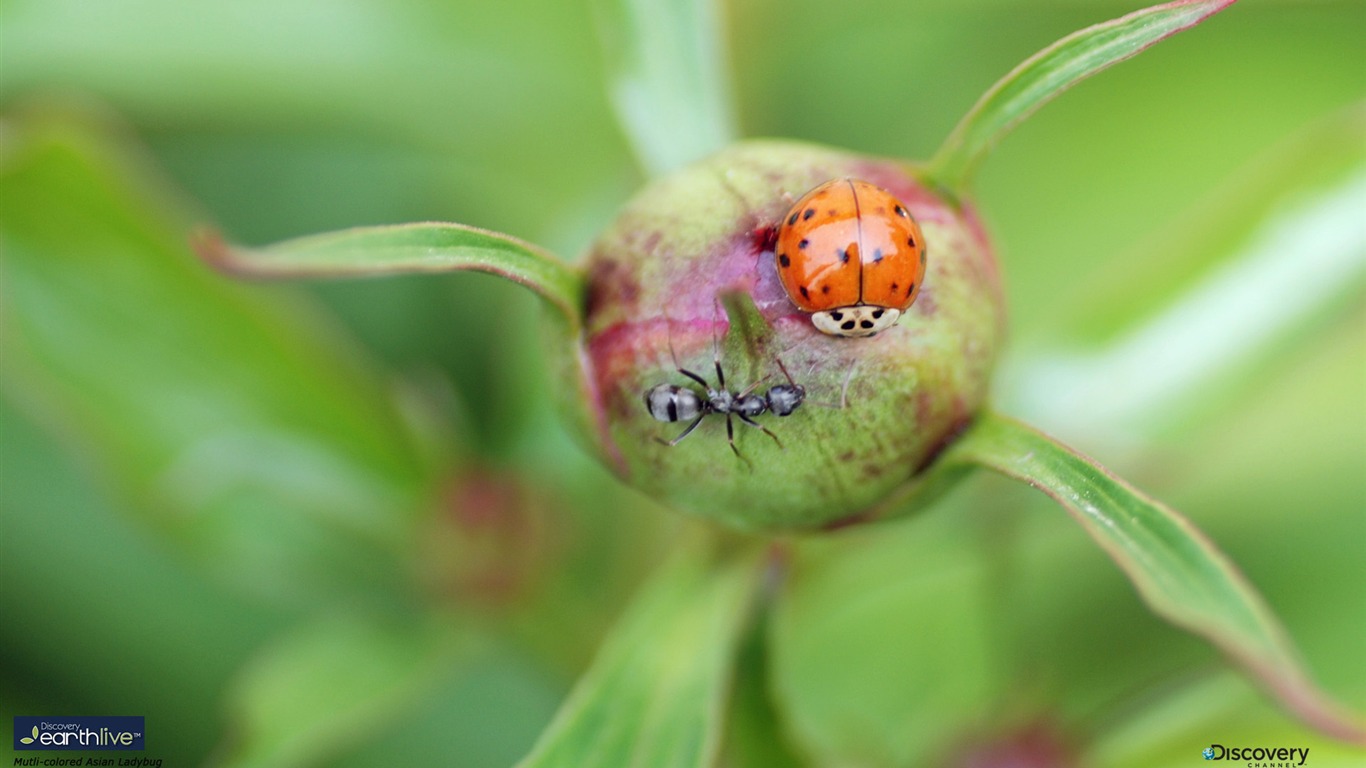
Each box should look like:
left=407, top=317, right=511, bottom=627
left=774, top=179, right=927, bottom=337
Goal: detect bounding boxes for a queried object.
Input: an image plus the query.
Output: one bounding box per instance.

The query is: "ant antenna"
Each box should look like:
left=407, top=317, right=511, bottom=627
left=775, top=357, right=798, bottom=387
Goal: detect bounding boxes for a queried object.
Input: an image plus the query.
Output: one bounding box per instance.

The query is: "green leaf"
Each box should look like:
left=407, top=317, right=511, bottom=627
left=332, top=644, right=564, bottom=768
left=197, top=224, right=584, bottom=332
left=517, top=536, right=764, bottom=768
left=719, top=613, right=807, bottom=768
left=593, top=0, right=737, bottom=178
left=219, top=616, right=472, bottom=768
left=940, top=411, right=1365, bottom=743
left=927, top=0, right=1238, bottom=190
left=1086, top=673, right=1366, bottom=768
left=0, top=105, right=442, bottom=602
left=0, top=397, right=283, bottom=759
left=1005, top=105, right=1366, bottom=443
left=767, top=513, right=999, bottom=767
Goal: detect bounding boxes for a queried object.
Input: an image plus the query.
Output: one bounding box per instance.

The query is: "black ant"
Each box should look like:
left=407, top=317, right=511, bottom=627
left=643, top=357, right=806, bottom=460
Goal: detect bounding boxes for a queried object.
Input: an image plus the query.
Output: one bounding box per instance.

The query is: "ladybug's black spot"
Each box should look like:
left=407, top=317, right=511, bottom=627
left=906, top=281, right=916, bottom=294
left=798, top=238, right=809, bottom=249
left=788, top=212, right=799, bottom=226
left=821, top=285, right=830, bottom=294
left=890, top=282, right=899, bottom=292
left=861, top=320, right=874, bottom=329
left=872, top=309, right=884, bottom=319
left=779, top=253, right=790, bottom=267
left=828, top=208, right=838, bottom=217
left=895, top=204, right=909, bottom=219
left=838, top=248, right=849, bottom=264
left=800, top=286, right=810, bottom=299
left=907, top=235, right=916, bottom=248
left=873, top=248, right=883, bottom=263
left=803, top=208, right=815, bottom=221
left=841, top=320, right=856, bottom=330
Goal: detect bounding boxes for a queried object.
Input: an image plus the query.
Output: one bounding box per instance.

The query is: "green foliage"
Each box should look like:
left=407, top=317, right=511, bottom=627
left=594, top=0, right=738, bottom=177
left=220, top=616, right=472, bottom=767
left=200, top=222, right=586, bottom=330
left=1004, top=104, right=1366, bottom=444
left=0, top=107, right=444, bottom=604
left=770, top=514, right=999, bottom=766
left=517, top=540, right=763, bottom=768
left=1, top=0, right=1363, bottom=765
left=941, top=413, right=1364, bottom=742
left=927, top=0, right=1238, bottom=190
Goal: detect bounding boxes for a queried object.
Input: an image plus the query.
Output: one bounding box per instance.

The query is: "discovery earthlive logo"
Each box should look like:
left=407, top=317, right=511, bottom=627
left=13, top=717, right=144, bottom=751
left=1202, top=743, right=1309, bottom=766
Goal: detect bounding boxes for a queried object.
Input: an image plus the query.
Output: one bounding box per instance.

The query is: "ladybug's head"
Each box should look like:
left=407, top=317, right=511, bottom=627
left=811, top=307, right=901, bottom=338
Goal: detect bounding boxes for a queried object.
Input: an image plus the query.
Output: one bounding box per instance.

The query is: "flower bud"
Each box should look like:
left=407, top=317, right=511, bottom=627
left=578, top=140, right=1004, bottom=530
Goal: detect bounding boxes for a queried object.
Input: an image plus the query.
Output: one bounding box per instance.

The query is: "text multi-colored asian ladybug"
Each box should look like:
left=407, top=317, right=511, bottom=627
left=775, top=178, right=927, bottom=337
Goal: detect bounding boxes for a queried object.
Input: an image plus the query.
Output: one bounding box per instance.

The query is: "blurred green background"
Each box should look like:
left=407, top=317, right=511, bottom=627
left=2, top=0, right=1363, bottom=765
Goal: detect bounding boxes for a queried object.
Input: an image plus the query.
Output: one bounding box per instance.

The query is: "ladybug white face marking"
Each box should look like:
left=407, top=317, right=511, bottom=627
left=811, top=307, right=901, bottom=338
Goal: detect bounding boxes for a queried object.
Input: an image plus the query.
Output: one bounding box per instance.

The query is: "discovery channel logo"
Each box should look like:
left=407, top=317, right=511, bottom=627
left=13, top=717, right=144, bottom=751
left=1202, top=743, right=1309, bottom=765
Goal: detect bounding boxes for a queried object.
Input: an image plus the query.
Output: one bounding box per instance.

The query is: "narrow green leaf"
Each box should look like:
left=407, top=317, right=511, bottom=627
left=941, top=411, right=1365, bottom=743
left=219, top=616, right=473, bottom=767
left=0, top=398, right=281, bottom=759
left=517, top=538, right=765, bottom=768
left=1005, top=105, right=1366, bottom=442
left=593, top=0, right=737, bottom=178
left=0, top=106, right=441, bottom=602
left=1086, top=673, right=1366, bottom=768
left=719, top=612, right=807, bottom=768
left=927, top=0, right=1237, bottom=190
left=198, top=224, right=584, bottom=332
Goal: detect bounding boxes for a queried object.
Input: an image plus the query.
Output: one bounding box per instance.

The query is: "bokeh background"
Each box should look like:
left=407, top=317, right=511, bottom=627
left=2, top=0, right=1363, bottom=765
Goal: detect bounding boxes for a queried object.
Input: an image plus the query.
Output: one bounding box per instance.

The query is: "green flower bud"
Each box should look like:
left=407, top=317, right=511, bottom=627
left=578, top=140, right=1004, bottom=530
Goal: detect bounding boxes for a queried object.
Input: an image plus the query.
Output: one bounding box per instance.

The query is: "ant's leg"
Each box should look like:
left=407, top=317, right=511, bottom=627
left=656, top=414, right=705, bottom=446
left=738, top=413, right=783, bottom=448
left=736, top=375, right=772, bottom=400
left=724, top=416, right=754, bottom=470
left=678, top=368, right=710, bottom=390
left=706, top=302, right=729, bottom=391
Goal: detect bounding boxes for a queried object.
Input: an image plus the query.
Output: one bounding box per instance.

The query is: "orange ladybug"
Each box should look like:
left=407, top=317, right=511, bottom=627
left=775, top=179, right=927, bottom=337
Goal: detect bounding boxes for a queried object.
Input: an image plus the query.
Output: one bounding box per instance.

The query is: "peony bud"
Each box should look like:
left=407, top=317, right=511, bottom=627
left=575, top=140, right=1005, bottom=530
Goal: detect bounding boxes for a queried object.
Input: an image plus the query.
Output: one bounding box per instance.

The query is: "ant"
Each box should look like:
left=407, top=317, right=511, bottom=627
left=643, top=355, right=806, bottom=461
